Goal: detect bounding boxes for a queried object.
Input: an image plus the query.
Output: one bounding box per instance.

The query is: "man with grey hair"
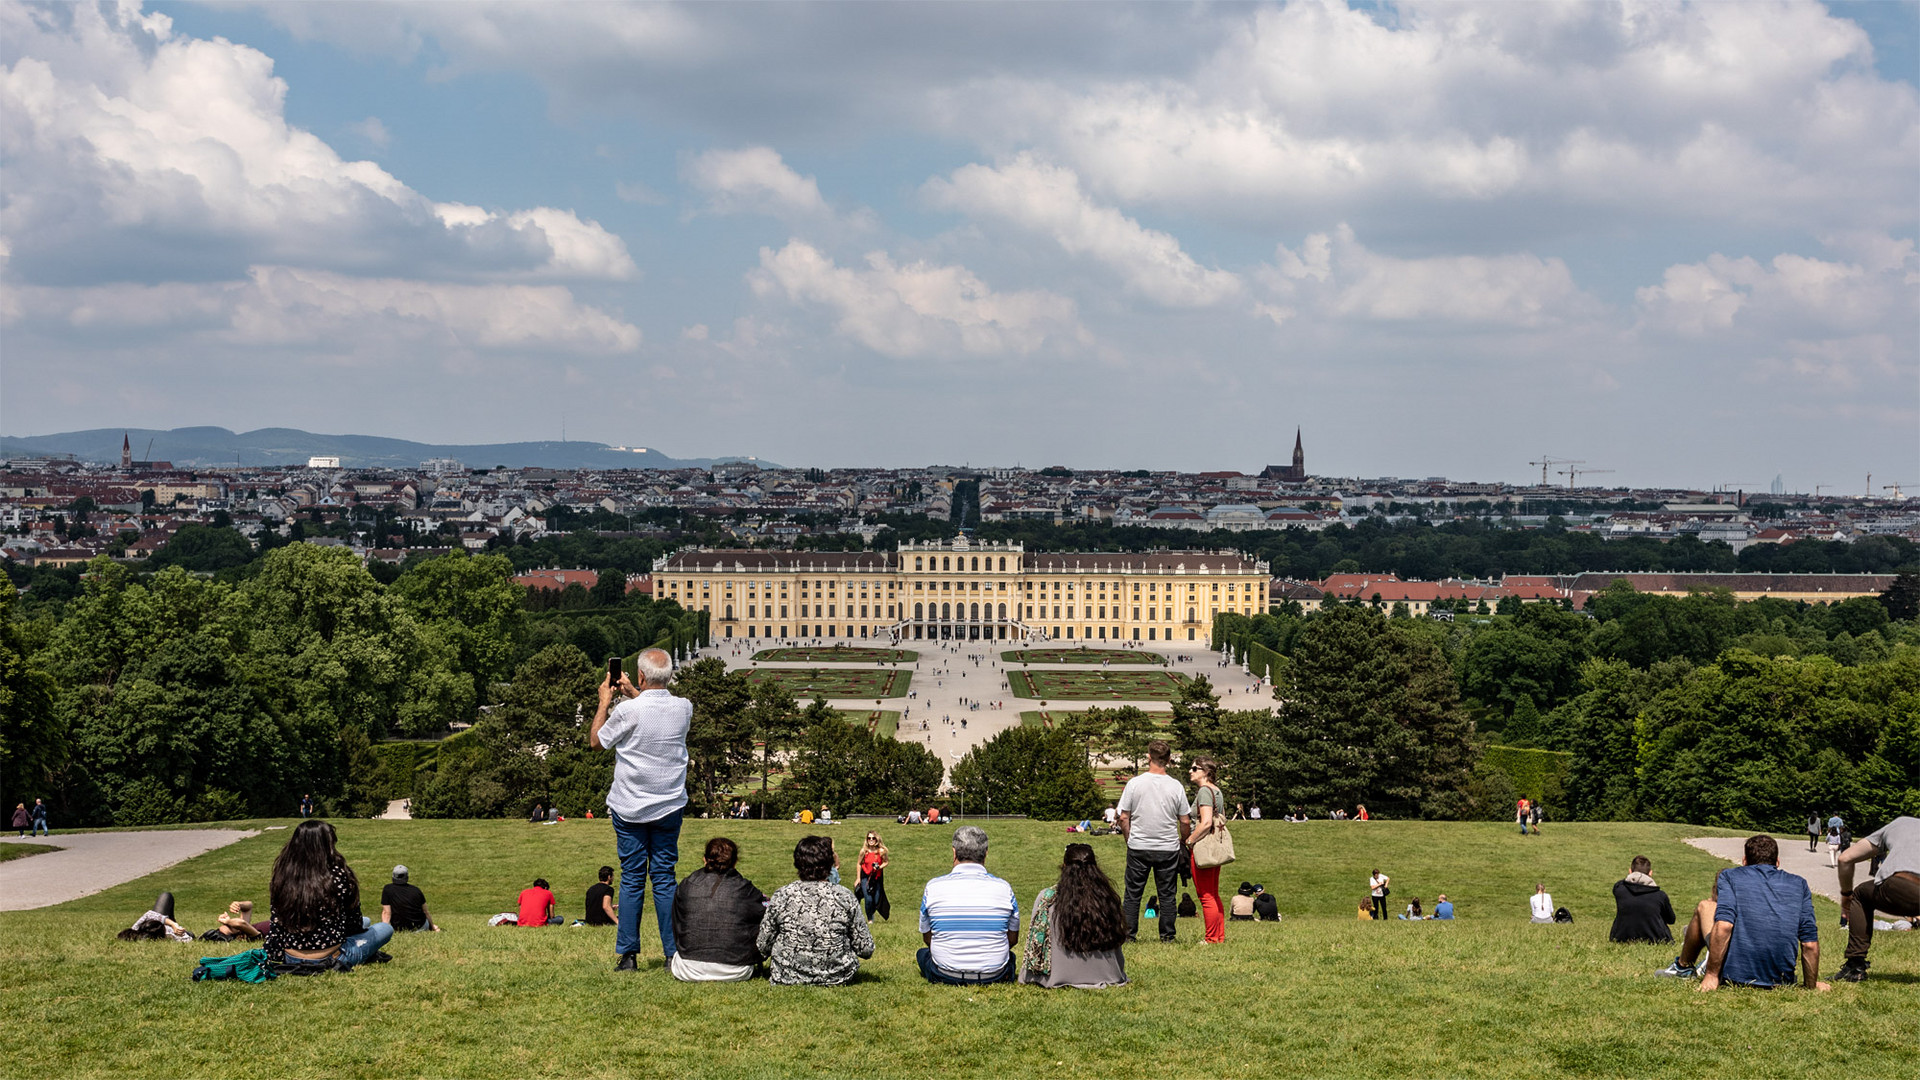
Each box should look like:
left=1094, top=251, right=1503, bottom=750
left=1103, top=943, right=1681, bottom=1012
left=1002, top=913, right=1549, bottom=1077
left=592, top=647, right=692, bottom=972
left=916, top=825, right=1019, bottom=984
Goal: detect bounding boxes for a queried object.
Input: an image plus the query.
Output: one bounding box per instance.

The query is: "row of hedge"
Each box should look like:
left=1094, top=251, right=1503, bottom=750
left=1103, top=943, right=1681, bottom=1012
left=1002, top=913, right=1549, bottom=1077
left=1482, top=744, right=1572, bottom=804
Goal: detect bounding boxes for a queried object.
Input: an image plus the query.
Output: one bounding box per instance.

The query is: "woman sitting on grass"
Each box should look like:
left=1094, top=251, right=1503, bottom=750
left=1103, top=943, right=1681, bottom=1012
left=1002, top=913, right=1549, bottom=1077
left=1019, top=843, right=1128, bottom=989
left=1230, top=882, right=1257, bottom=921
left=670, top=837, right=767, bottom=983
left=757, top=835, right=873, bottom=986
left=263, top=820, right=392, bottom=971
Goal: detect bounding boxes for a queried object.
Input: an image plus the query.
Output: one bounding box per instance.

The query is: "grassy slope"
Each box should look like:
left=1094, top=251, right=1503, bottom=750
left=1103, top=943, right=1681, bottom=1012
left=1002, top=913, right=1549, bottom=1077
left=0, top=842, right=63, bottom=862
left=1, top=820, right=1912, bottom=1079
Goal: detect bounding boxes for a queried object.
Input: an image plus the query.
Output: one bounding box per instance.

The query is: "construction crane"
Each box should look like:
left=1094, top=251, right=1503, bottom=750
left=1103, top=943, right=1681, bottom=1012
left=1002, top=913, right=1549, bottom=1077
left=1885, top=482, right=1911, bottom=499
left=1530, top=457, right=1582, bottom=486
left=1558, top=466, right=1614, bottom=489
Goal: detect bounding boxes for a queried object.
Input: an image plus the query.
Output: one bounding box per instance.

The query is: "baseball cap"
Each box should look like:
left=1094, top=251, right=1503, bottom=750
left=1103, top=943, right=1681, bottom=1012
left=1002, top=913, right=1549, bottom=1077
left=393, top=865, right=409, bottom=881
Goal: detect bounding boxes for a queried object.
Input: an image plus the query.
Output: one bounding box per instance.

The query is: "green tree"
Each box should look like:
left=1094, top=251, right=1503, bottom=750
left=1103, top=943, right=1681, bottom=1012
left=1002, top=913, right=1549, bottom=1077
left=1267, top=605, right=1477, bottom=818
left=746, top=678, right=802, bottom=814
left=1104, top=705, right=1157, bottom=772
left=0, top=585, right=61, bottom=812
left=672, top=658, right=754, bottom=816
left=145, top=524, right=256, bottom=573
left=1880, top=571, right=1920, bottom=622
left=1168, top=674, right=1225, bottom=759
left=949, top=725, right=1104, bottom=820
left=392, top=551, right=524, bottom=713
left=1503, top=696, right=1542, bottom=748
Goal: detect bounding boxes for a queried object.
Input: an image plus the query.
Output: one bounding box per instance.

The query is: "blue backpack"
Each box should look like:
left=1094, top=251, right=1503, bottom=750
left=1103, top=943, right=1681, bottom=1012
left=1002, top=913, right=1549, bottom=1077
left=192, top=948, right=276, bottom=983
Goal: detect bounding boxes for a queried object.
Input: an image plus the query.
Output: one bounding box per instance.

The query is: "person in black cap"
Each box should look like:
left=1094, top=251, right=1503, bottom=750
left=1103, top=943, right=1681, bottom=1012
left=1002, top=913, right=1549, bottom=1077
left=381, top=865, right=439, bottom=932
left=1252, top=884, right=1279, bottom=921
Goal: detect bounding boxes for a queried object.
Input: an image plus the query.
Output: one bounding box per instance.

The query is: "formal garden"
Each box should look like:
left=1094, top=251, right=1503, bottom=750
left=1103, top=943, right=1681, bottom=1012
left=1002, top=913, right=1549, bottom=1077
left=745, top=667, right=911, bottom=699
left=751, top=646, right=918, bottom=664
left=1000, top=647, right=1166, bottom=665
left=1007, top=669, right=1187, bottom=700
left=2, top=818, right=1910, bottom=1078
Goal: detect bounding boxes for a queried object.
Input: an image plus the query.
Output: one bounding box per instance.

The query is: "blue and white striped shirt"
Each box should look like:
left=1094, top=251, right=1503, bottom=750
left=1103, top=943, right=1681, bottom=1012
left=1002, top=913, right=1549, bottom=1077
left=919, top=862, right=1019, bottom=974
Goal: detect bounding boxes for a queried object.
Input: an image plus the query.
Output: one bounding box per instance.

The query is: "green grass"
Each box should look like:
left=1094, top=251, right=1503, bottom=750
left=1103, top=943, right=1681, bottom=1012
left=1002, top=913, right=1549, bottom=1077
left=1008, top=669, right=1186, bottom=700
left=0, top=842, right=63, bottom=862
left=3, top=820, right=1911, bottom=1079
left=826, top=709, right=901, bottom=739
left=751, top=647, right=918, bottom=664
left=1002, top=648, right=1165, bottom=665
left=744, top=668, right=911, bottom=699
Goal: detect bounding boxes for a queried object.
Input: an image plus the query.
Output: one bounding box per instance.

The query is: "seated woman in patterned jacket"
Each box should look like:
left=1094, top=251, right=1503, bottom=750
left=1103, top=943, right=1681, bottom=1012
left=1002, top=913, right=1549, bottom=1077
left=263, top=820, right=393, bottom=972
left=757, top=836, right=874, bottom=986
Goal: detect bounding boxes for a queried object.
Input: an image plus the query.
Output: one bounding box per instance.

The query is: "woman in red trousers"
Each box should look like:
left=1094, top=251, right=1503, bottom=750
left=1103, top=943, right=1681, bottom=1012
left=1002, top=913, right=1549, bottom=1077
left=1186, top=758, right=1227, bottom=944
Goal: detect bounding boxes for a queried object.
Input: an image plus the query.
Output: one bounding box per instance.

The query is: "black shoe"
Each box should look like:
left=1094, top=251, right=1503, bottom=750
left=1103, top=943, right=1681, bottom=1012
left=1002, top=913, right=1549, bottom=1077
left=614, top=953, right=638, bottom=972
left=368, top=950, right=393, bottom=964
left=1835, top=958, right=1869, bottom=982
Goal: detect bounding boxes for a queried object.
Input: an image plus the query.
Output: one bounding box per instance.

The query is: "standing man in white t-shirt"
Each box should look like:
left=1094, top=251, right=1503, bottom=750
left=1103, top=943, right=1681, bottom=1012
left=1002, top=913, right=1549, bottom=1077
left=1117, top=740, right=1192, bottom=942
left=591, top=648, right=692, bottom=972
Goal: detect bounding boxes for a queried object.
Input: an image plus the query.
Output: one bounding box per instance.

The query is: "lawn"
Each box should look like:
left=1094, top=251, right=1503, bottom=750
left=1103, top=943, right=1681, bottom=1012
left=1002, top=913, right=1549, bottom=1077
left=3, top=820, right=1908, bottom=1079
left=751, top=647, right=918, bottom=664
left=0, top=842, right=62, bottom=863
left=1001, top=648, right=1165, bottom=665
left=745, top=668, right=911, bottom=699
left=1008, top=669, right=1186, bottom=700
left=830, top=709, right=901, bottom=739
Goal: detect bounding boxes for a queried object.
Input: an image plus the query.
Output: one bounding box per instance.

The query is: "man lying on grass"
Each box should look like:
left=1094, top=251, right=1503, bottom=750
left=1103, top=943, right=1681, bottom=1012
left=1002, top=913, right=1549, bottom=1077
left=1657, top=834, right=1827, bottom=992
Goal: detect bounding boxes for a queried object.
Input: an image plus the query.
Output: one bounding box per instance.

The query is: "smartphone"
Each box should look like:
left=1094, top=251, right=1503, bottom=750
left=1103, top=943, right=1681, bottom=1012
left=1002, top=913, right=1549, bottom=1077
left=607, top=656, right=623, bottom=684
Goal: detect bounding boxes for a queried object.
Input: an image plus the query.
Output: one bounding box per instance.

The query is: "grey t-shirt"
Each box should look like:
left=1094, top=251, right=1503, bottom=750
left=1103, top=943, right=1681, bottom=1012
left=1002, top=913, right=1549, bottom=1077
left=1865, top=816, right=1920, bottom=883
left=1118, top=772, right=1192, bottom=853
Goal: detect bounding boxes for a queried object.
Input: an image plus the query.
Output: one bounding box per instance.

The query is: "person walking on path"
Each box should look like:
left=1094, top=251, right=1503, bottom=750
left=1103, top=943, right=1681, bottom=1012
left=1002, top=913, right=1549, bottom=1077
left=1516, top=798, right=1530, bottom=836
left=1369, top=869, right=1391, bottom=922
left=591, top=647, right=693, bottom=972
left=30, top=799, right=48, bottom=837
left=299, top=794, right=313, bottom=819
left=1834, top=815, right=1920, bottom=982
left=1117, top=740, right=1191, bottom=943
left=1807, top=813, right=1822, bottom=853
left=10, top=803, right=28, bottom=837
left=1185, top=758, right=1227, bottom=944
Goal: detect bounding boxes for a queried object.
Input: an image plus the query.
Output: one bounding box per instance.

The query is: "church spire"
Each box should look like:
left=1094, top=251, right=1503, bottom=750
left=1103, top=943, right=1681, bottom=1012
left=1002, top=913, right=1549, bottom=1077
left=122, top=432, right=131, bottom=468
left=1292, top=427, right=1304, bottom=470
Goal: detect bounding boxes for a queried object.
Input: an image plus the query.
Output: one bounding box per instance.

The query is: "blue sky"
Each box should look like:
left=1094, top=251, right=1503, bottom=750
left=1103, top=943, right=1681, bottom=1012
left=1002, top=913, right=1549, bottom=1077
left=2, top=1, right=1915, bottom=489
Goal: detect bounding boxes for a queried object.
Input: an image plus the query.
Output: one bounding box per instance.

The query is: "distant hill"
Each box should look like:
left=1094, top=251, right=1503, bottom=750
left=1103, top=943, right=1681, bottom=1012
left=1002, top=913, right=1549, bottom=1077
left=0, top=426, right=779, bottom=471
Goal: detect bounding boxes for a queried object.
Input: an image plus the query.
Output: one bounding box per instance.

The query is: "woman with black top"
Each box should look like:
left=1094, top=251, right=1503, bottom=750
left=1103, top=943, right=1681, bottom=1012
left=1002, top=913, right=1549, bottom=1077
left=670, top=838, right=767, bottom=982
left=263, top=820, right=392, bottom=970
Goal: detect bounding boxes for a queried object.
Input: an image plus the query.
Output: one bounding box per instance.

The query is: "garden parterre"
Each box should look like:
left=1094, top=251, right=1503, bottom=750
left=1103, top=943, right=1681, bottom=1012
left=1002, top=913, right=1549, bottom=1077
left=1007, top=669, right=1186, bottom=700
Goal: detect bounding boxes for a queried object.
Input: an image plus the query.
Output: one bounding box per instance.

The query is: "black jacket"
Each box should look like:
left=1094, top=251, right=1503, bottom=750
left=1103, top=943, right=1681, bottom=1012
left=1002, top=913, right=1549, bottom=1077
left=1609, top=879, right=1675, bottom=944
left=1252, top=893, right=1279, bottom=921
left=672, top=868, right=767, bottom=966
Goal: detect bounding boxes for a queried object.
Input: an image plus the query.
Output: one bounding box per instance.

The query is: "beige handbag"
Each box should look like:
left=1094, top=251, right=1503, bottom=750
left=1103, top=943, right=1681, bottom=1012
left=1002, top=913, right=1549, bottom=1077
left=1191, top=788, right=1236, bottom=868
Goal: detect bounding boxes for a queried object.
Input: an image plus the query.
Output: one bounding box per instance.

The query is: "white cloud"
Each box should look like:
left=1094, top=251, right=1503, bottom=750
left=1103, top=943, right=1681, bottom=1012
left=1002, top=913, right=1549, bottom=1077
left=2, top=267, right=642, bottom=354
left=923, top=154, right=1240, bottom=307
left=1637, top=244, right=1918, bottom=336
left=683, top=146, right=829, bottom=218
left=940, top=2, right=1917, bottom=236
left=0, top=2, right=634, bottom=283
left=1262, top=225, right=1597, bottom=327
left=348, top=116, right=391, bottom=148
left=747, top=240, right=1082, bottom=358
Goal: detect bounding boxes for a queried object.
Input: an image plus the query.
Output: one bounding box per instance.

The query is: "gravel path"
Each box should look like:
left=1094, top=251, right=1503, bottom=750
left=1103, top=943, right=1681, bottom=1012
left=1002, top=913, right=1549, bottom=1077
left=0, top=829, right=260, bottom=911
left=1683, top=836, right=1843, bottom=902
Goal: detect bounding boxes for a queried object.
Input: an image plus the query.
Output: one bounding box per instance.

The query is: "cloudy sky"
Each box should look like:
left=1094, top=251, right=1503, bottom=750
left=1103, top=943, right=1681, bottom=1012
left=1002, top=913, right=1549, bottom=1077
left=2, top=1, right=1915, bottom=488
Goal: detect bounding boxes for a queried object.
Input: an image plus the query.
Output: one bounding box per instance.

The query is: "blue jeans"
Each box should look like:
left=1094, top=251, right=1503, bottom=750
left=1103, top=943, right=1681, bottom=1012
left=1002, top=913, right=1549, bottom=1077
left=281, top=922, right=393, bottom=970
left=31, top=820, right=47, bottom=836
left=613, top=808, right=682, bottom=958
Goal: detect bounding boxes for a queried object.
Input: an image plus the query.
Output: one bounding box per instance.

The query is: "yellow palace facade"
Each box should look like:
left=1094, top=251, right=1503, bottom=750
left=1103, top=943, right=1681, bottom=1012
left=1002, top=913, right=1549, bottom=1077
left=653, top=538, right=1270, bottom=645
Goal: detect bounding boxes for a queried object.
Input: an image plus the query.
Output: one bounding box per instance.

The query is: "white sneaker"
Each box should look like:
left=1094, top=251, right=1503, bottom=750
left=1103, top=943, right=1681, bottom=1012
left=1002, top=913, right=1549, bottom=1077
left=1655, top=957, right=1697, bottom=978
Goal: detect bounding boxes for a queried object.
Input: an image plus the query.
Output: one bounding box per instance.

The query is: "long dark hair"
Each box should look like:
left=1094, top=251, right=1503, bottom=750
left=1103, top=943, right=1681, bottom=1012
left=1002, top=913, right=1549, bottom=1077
left=1054, top=843, right=1125, bottom=955
left=270, top=820, right=357, bottom=930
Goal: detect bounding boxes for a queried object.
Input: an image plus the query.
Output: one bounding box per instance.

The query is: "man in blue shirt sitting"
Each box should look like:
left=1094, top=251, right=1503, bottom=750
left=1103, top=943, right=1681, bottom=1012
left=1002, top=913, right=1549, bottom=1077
left=1657, top=834, right=1829, bottom=992
left=1432, top=894, right=1454, bottom=920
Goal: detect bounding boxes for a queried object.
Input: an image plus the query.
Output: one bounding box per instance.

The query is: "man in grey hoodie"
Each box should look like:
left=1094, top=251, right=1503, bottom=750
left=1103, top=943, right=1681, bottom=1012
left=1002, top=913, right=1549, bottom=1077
left=1610, top=855, right=1676, bottom=944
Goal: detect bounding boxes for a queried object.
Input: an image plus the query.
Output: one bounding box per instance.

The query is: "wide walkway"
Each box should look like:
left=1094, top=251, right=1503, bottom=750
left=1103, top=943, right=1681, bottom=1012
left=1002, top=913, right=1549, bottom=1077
left=706, top=638, right=1265, bottom=770
left=0, top=829, right=259, bottom=911
left=1683, top=836, right=1844, bottom=902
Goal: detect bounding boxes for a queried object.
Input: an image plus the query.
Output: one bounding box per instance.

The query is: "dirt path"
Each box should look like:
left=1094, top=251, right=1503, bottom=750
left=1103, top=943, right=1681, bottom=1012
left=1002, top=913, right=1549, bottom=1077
left=0, top=829, right=260, bottom=911
left=1683, top=836, right=1843, bottom=902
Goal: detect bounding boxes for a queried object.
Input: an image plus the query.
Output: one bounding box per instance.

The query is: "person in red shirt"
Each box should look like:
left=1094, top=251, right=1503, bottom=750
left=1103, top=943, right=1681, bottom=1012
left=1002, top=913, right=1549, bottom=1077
left=518, top=878, right=558, bottom=927
left=858, top=831, right=891, bottom=923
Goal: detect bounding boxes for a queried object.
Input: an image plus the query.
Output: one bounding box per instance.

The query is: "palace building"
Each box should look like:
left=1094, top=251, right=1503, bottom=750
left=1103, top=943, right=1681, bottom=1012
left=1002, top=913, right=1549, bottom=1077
left=653, top=537, right=1270, bottom=645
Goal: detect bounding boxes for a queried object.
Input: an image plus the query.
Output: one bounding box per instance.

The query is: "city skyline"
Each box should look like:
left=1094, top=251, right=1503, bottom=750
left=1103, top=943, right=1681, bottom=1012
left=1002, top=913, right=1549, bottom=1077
left=2, top=1, right=1916, bottom=489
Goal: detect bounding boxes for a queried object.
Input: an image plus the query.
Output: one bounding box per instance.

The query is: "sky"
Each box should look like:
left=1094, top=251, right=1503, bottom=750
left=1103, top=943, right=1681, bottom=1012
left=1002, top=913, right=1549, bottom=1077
left=1, top=0, right=1915, bottom=489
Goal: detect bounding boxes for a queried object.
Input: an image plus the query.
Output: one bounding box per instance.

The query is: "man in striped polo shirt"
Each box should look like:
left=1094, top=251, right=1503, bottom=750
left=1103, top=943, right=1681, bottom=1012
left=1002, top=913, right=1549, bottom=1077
left=917, top=826, right=1019, bottom=984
